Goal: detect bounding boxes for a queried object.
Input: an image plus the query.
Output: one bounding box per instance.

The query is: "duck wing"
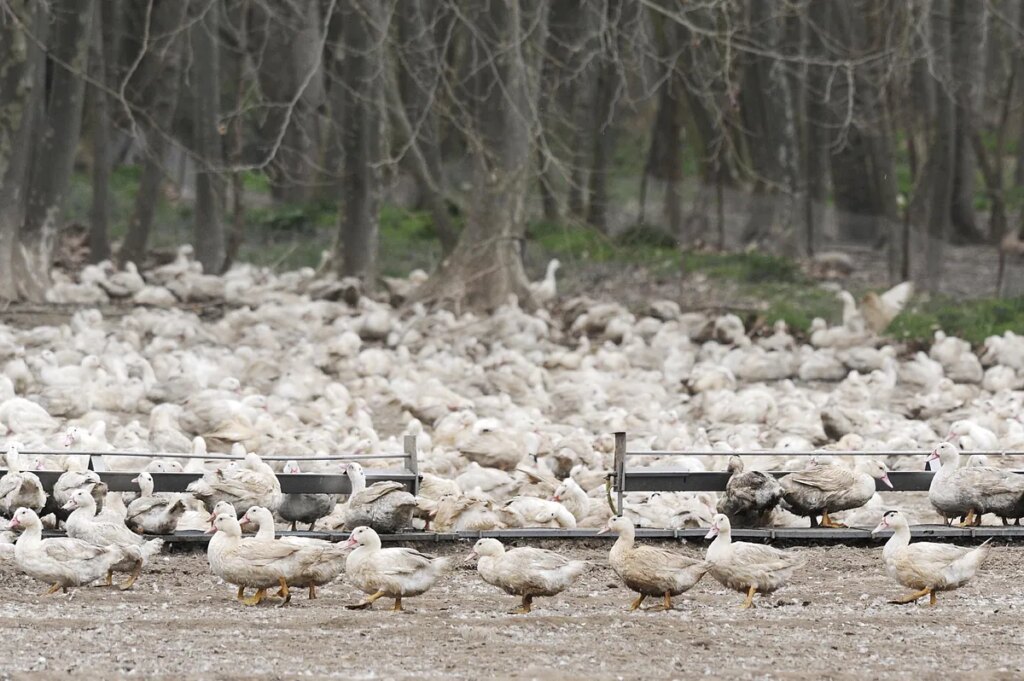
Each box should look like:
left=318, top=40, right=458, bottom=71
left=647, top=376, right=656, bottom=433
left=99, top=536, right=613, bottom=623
left=41, top=537, right=112, bottom=562
left=350, top=481, right=407, bottom=505
left=729, top=543, right=802, bottom=572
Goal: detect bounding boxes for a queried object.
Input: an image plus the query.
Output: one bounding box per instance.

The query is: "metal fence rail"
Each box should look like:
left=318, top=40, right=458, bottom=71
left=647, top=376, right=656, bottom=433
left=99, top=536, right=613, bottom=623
left=90, top=524, right=1022, bottom=547
left=2, top=435, right=420, bottom=495
left=610, top=431, right=1024, bottom=512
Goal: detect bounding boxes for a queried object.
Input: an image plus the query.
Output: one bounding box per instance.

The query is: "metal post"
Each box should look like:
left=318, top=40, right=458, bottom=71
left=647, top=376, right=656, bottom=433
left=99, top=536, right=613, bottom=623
left=614, top=431, right=626, bottom=515
left=404, top=434, right=419, bottom=496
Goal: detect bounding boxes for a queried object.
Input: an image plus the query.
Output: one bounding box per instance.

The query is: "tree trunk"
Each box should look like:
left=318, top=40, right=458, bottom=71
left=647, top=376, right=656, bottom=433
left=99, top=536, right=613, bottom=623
left=739, top=0, right=799, bottom=248
left=395, top=0, right=457, bottom=254
left=87, top=0, right=112, bottom=263
left=948, top=0, right=986, bottom=243
left=190, top=0, right=227, bottom=275
left=247, top=1, right=324, bottom=204
left=824, top=1, right=900, bottom=252
left=19, top=0, right=94, bottom=300
left=585, top=1, right=627, bottom=234
left=923, top=0, right=956, bottom=293
left=416, top=0, right=535, bottom=311
left=119, top=0, right=188, bottom=268
left=331, top=0, right=383, bottom=282
left=0, top=0, right=43, bottom=301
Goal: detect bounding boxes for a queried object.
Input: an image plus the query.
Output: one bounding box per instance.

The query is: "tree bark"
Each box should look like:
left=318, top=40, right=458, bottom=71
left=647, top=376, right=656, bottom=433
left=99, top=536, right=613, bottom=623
left=395, top=0, right=457, bottom=254
left=922, top=0, right=956, bottom=293
left=739, top=0, right=799, bottom=248
left=119, top=0, right=188, bottom=268
left=416, top=0, right=536, bottom=311
left=19, top=0, right=94, bottom=300
left=585, top=0, right=628, bottom=234
left=189, top=0, right=227, bottom=275
left=948, top=0, right=986, bottom=243
left=0, top=0, right=43, bottom=301
left=247, top=1, right=324, bottom=204
left=331, top=0, right=383, bottom=282
left=87, top=0, right=112, bottom=263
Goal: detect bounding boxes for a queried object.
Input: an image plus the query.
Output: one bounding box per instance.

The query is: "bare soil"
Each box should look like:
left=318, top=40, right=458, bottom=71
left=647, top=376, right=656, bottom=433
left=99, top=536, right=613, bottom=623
left=0, top=541, right=1018, bottom=680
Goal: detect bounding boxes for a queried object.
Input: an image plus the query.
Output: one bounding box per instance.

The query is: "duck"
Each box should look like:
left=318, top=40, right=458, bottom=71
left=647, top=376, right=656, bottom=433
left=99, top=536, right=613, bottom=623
left=530, top=259, right=561, bottom=305
left=779, top=459, right=892, bottom=527
left=716, top=455, right=784, bottom=527
left=498, top=496, right=577, bottom=528
left=704, top=513, right=803, bottom=608
left=427, top=493, right=505, bottom=532
left=0, top=445, right=46, bottom=517
left=342, top=525, right=449, bottom=611
left=206, top=511, right=344, bottom=606
left=187, top=451, right=282, bottom=515
left=125, top=471, right=187, bottom=535
left=598, top=516, right=707, bottom=611
left=8, top=507, right=127, bottom=595
left=277, top=460, right=335, bottom=531
left=341, top=462, right=417, bottom=533
left=240, top=506, right=346, bottom=599
left=872, top=509, right=990, bottom=605
left=62, top=489, right=163, bottom=589
left=945, top=420, right=998, bottom=451
left=50, top=458, right=108, bottom=521
left=468, top=537, right=586, bottom=614
left=927, top=442, right=1024, bottom=526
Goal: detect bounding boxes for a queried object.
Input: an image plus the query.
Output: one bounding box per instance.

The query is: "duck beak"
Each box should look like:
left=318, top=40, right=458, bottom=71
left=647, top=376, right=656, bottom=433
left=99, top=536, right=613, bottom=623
left=341, top=537, right=358, bottom=549
left=63, top=434, right=73, bottom=447
left=927, top=450, right=940, bottom=462
left=871, top=520, right=888, bottom=535
left=704, top=525, right=719, bottom=540
left=8, top=518, right=19, bottom=530
left=130, top=477, right=139, bottom=485
left=61, top=500, right=76, bottom=511
left=595, top=526, right=610, bottom=535
left=465, top=551, right=478, bottom=562
left=880, top=474, right=893, bottom=489
left=204, top=525, right=217, bottom=535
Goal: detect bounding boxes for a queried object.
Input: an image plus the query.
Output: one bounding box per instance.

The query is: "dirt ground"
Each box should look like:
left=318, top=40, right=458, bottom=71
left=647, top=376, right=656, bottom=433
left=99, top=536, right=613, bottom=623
left=0, top=540, right=1019, bottom=681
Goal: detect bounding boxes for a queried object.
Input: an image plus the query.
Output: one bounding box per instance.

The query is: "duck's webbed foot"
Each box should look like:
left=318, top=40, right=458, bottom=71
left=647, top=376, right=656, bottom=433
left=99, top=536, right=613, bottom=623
left=889, top=587, right=931, bottom=605
left=241, top=588, right=268, bottom=606
left=628, top=593, right=646, bottom=611
left=346, top=590, right=385, bottom=610
left=740, top=585, right=757, bottom=609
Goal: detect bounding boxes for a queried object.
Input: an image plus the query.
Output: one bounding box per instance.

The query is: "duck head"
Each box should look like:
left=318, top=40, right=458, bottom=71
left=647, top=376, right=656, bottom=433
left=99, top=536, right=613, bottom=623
left=596, top=515, right=632, bottom=536
left=872, top=509, right=907, bottom=535
left=341, top=525, right=379, bottom=550
left=61, top=488, right=96, bottom=512
left=467, top=537, right=504, bottom=561
left=704, top=513, right=730, bottom=540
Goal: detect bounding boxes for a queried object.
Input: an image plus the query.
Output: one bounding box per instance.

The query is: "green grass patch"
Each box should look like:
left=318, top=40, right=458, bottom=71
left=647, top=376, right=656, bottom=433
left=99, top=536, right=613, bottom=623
left=684, top=252, right=804, bottom=284
left=889, top=297, right=1024, bottom=345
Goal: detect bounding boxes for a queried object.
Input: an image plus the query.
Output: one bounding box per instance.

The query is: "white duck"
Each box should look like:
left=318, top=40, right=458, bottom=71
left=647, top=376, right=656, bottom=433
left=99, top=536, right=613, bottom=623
left=468, top=537, right=586, bottom=614
left=872, top=509, right=990, bottom=605
left=0, top=445, right=46, bottom=517
left=342, top=525, right=449, bottom=611
left=705, top=513, right=804, bottom=608
left=206, top=512, right=345, bottom=606
left=240, top=506, right=346, bottom=599
left=62, top=489, right=163, bottom=589
left=187, top=451, right=282, bottom=515
left=8, top=507, right=127, bottom=595
left=341, top=462, right=417, bottom=533
left=599, top=516, right=708, bottom=611
left=530, top=259, right=561, bottom=305
left=125, top=471, right=187, bottom=535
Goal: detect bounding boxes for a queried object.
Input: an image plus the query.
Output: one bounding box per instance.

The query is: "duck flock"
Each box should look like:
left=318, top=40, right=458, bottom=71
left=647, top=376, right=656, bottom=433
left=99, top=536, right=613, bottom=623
left=0, top=250, right=1021, bottom=610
